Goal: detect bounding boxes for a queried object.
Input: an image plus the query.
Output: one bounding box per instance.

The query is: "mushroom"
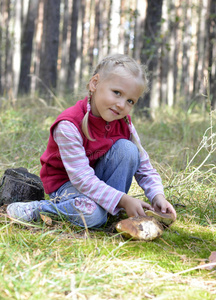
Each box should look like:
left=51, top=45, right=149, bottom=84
left=145, top=210, right=176, bottom=227
left=115, top=216, right=163, bottom=241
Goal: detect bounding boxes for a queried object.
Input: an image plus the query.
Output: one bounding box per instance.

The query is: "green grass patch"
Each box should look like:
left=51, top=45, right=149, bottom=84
left=0, top=219, right=216, bottom=299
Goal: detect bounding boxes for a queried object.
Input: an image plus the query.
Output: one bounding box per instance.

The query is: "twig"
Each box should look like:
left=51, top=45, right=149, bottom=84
left=159, top=262, right=216, bottom=280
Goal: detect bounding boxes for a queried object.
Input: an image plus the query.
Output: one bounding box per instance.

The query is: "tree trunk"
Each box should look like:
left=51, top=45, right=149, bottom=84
left=12, top=0, right=22, bottom=98
left=31, top=0, right=44, bottom=93
left=193, top=0, right=209, bottom=100
left=109, top=0, right=121, bottom=53
left=80, top=0, right=91, bottom=80
left=94, top=0, right=100, bottom=63
left=4, top=0, right=13, bottom=97
left=100, top=0, right=110, bottom=57
left=0, top=0, right=3, bottom=94
left=39, top=0, right=60, bottom=99
left=166, top=1, right=176, bottom=107
left=133, top=0, right=147, bottom=60
left=96, top=0, right=105, bottom=61
left=118, top=0, right=126, bottom=54
left=208, top=0, right=216, bottom=109
left=160, top=0, right=169, bottom=106
left=88, top=0, right=95, bottom=72
left=136, top=0, right=163, bottom=117
left=180, top=0, right=192, bottom=103
left=79, top=0, right=86, bottom=85
left=18, top=0, right=39, bottom=95
left=21, top=0, right=30, bottom=29
left=187, top=0, right=199, bottom=101
left=160, top=0, right=177, bottom=107
left=58, top=0, right=69, bottom=95
left=107, top=0, right=112, bottom=54
left=74, top=0, right=83, bottom=92
left=66, top=0, right=80, bottom=93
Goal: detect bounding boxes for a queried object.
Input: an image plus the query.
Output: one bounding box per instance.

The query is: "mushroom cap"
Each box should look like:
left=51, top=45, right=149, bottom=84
left=115, top=216, right=163, bottom=241
left=145, top=210, right=176, bottom=226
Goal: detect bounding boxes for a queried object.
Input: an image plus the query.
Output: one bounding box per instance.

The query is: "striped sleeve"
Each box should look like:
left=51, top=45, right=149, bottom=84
left=53, top=120, right=124, bottom=215
left=130, top=123, right=165, bottom=202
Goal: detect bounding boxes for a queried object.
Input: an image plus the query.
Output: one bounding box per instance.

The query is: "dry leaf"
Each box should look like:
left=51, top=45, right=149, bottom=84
left=209, top=251, right=216, bottom=262
left=144, top=292, right=155, bottom=299
left=40, top=213, right=52, bottom=226
left=200, top=251, right=216, bottom=270
left=208, top=251, right=216, bottom=270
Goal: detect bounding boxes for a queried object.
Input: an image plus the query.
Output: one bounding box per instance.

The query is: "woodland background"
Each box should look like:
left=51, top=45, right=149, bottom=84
left=0, top=0, right=216, bottom=115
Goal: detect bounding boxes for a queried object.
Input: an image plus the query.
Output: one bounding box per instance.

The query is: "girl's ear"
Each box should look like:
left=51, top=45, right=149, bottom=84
left=89, top=74, right=100, bottom=92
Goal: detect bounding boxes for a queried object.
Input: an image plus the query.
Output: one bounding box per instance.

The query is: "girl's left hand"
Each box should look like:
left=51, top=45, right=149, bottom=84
left=152, top=194, right=177, bottom=220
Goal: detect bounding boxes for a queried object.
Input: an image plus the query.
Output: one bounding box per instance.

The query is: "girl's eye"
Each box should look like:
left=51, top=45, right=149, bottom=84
left=127, top=99, right=134, bottom=105
left=113, top=90, right=120, bottom=96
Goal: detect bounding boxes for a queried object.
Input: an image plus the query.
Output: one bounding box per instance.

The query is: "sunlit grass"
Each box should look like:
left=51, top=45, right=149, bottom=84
left=0, top=218, right=216, bottom=299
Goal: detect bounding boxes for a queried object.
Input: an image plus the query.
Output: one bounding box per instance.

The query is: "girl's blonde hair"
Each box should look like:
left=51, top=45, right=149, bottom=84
left=82, top=53, right=148, bottom=152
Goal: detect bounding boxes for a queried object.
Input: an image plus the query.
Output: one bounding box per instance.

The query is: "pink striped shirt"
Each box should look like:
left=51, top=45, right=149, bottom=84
left=53, top=120, right=164, bottom=215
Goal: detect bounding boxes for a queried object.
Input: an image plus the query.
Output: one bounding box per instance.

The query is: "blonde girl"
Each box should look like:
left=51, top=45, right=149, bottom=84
left=7, top=54, right=176, bottom=227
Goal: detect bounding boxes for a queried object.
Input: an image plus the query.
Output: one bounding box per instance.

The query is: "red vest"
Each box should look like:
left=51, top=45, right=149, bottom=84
left=40, top=97, right=131, bottom=194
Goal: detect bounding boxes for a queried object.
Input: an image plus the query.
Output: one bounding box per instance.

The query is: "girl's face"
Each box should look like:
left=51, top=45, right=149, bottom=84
left=89, top=71, right=143, bottom=122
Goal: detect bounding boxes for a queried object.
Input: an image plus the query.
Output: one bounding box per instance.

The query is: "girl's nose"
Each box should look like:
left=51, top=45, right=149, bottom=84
left=116, top=99, right=125, bottom=109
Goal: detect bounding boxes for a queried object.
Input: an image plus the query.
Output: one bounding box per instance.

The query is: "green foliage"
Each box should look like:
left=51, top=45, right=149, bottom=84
left=0, top=98, right=216, bottom=299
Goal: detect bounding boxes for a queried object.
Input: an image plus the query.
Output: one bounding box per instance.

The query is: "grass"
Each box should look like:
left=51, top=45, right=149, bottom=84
left=0, top=96, right=216, bottom=299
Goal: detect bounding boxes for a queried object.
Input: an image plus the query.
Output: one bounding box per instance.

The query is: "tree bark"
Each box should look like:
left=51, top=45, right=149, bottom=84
left=166, top=2, right=176, bottom=107
left=107, top=0, right=112, bottom=54
left=193, top=0, right=209, bottom=100
left=109, top=0, right=121, bottom=53
left=88, top=0, right=95, bottom=72
left=208, top=0, right=216, bottom=109
left=136, top=0, right=163, bottom=117
left=79, top=0, right=91, bottom=85
left=160, top=0, right=177, bottom=107
left=18, top=0, right=39, bottom=95
left=31, top=0, right=44, bottom=93
left=0, top=0, right=3, bottom=94
left=12, top=0, right=22, bottom=98
left=58, top=0, right=69, bottom=95
left=39, top=0, right=60, bottom=99
left=66, top=0, right=80, bottom=93
left=4, top=0, right=13, bottom=96
left=180, top=0, right=192, bottom=103
left=78, top=0, right=86, bottom=84
left=133, top=0, right=147, bottom=60
left=94, top=0, right=100, bottom=62
left=74, top=0, right=83, bottom=92
left=160, top=0, right=169, bottom=106
left=100, top=0, right=110, bottom=57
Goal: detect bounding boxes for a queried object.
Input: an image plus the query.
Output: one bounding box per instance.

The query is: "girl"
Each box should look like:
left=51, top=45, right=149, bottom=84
left=7, top=54, right=176, bottom=228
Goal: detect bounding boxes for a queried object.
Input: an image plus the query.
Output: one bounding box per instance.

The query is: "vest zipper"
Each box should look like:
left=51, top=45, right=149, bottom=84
left=105, top=122, right=111, bottom=137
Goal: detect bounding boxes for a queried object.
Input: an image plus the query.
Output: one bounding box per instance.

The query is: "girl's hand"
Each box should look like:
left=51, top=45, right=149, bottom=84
left=118, top=194, right=153, bottom=217
left=152, top=194, right=177, bottom=220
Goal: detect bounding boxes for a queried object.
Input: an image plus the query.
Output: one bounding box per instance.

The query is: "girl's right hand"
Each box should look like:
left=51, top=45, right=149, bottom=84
left=117, top=194, right=153, bottom=217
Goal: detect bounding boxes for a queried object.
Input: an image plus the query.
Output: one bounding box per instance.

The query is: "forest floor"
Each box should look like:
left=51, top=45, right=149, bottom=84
left=0, top=96, right=216, bottom=299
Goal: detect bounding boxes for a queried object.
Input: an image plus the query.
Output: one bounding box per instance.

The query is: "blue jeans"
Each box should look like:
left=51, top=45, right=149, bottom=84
left=39, top=139, right=140, bottom=228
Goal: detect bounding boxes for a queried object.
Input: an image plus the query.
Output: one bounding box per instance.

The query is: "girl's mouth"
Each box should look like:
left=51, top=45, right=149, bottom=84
left=110, top=108, right=119, bottom=115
